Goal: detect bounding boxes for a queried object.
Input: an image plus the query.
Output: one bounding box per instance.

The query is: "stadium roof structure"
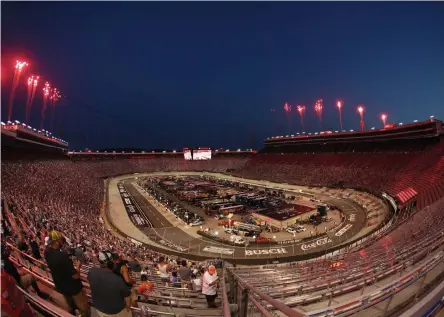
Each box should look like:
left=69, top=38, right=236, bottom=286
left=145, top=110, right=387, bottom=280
left=264, top=119, right=443, bottom=148
left=1, top=122, right=68, bottom=153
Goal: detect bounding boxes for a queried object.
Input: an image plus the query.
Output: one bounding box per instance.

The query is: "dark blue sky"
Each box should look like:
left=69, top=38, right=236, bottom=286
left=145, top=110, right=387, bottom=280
left=2, top=2, right=444, bottom=150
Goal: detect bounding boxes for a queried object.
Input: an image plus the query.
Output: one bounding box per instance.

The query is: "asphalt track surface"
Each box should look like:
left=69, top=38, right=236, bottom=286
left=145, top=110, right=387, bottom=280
left=121, top=180, right=368, bottom=263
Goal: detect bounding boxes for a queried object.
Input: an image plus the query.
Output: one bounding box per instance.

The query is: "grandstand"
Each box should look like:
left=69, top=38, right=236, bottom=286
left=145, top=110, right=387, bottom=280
left=1, top=119, right=444, bottom=317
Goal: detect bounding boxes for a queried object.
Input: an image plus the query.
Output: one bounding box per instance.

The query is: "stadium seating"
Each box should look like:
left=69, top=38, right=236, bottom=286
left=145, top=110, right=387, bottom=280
left=2, top=130, right=444, bottom=316
left=236, top=141, right=444, bottom=209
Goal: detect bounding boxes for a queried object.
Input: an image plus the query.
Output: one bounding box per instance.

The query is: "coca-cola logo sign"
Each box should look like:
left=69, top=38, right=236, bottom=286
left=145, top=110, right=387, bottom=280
left=301, top=237, right=332, bottom=251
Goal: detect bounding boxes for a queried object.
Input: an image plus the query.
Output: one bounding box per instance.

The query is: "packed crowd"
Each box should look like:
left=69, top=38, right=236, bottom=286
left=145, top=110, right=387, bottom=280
left=236, top=143, right=444, bottom=209
left=1, top=159, right=237, bottom=316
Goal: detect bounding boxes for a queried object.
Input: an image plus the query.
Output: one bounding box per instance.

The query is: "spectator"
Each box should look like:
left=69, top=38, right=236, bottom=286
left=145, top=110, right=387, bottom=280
left=157, top=256, right=171, bottom=286
left=17, top=237, right=28, bottom=253
left=1, top=244, right=48, bottom=299
left=192, top=273, right=202, bottom=292
left=29, top=237, right=41, bottom=260
left=1, top=269, right=35, bottom=317
left=202, top=265, right=219, bottom=308
left=137, top=275, right=155, bottom=296
left=179, top=260, right=192, bottom=289
left=88, top=251, right=132, bottom=317
left=170, top=271, right=179, bottom=287
left=112, top=253, right=136, bottom=306
left=44, top=231, right=90, bottom=317
left=75, top=244, right=87, bottom=264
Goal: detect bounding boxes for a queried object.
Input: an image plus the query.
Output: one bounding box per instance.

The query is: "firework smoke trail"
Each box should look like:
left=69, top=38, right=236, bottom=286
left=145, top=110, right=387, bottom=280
left=26, top=76, right=39, bottom=123
left=8, top=60, right=28, bottom=121
left=41, top=82, right=51, bottom=129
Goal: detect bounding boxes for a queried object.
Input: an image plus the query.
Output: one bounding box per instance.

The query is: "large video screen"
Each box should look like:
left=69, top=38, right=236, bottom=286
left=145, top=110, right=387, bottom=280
left=183, top=148, right=212, bottom=160
left=193, top=149, right=212, bottom=160
left=184, top=148, right=192, bottom=160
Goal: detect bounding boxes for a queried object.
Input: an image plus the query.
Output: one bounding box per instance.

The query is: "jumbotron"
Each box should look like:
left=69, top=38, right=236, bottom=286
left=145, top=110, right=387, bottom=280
left=2, top=118, right=444, bottom=317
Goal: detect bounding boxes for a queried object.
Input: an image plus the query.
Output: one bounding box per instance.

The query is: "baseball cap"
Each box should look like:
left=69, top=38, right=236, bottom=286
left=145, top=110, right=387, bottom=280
left=48, top=231, right=63, bottom=243
left=97, top=251, right=114, bottom=266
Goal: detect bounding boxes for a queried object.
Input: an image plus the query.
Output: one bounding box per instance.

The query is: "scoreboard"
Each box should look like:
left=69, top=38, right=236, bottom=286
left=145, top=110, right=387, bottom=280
left=183, top=147, right=211, bottom=160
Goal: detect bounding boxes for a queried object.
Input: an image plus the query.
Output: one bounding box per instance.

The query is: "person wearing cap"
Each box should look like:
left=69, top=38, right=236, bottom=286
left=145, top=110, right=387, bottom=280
left=44, top=231, right=90, bottom=317
left=88, top=251, right=132, bottom=317
left=202, top=265, right=219, bottom=308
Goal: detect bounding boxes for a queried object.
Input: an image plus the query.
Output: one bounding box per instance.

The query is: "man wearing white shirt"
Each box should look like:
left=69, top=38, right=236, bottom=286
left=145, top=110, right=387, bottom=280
left=202, top=265, right=218, bottom=308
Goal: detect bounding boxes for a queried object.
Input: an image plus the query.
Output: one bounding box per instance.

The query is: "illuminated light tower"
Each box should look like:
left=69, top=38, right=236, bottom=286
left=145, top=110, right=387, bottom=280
left=357, top=105, right=365, bottom=131
left=381, top=114, right=387, bottom=128
left=297, top=105, right=305, bottom=132
left=336, top=100, right=343, bottom=131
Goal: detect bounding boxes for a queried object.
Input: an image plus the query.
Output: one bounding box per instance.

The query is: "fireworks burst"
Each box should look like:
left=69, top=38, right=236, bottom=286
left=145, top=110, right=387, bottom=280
left=314, top=99, right=323, bottom=130
left=336, top=100, right=343, bottom=131
left=26, top=76, right=39, bottom=123
left=8, top=60, right=28, bottom=121
left=283, top=102, right=292, bottom=134
left=357, top=105, right=365, bottom=131
left=50, top=88, right=62, bottom=131
left=296, top=105, right=306, bottom=132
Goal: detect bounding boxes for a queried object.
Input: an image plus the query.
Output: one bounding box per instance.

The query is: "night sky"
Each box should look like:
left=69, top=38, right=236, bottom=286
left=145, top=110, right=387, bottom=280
left=2, top=2, right=444, bottom=150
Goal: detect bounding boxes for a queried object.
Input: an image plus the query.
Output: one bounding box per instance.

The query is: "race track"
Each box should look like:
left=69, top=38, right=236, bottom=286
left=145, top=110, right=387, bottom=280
left=118, top=178, right=369, bottom=264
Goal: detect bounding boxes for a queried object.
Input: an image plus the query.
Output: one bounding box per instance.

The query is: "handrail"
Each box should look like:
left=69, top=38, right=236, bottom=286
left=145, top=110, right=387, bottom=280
left=228, top=269, right=306, bottom=317
left=221, top=269, right=231, bottom=317
left=248, top=294, right=275, bottom=317
left=16, top=285, right=73, bottom=317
